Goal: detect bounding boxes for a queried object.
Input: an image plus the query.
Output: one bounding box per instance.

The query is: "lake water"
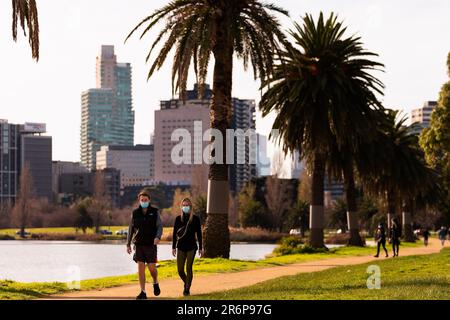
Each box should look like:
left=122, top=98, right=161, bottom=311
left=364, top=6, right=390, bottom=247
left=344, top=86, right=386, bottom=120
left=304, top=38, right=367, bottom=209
left=0, top=241, right=277, bottom=283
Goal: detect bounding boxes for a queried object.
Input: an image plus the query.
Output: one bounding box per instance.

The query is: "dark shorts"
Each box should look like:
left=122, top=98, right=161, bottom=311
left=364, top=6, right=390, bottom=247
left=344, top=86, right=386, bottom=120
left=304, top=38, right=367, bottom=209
left=133, top=244, right=157, bottom=264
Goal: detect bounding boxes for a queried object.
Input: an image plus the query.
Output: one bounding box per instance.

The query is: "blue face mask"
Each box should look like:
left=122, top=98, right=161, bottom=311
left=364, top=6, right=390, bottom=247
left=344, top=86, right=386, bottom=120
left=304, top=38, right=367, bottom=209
left=182, top=206, right=190, bottom=214
left=140, top=201, right=150, bottom=209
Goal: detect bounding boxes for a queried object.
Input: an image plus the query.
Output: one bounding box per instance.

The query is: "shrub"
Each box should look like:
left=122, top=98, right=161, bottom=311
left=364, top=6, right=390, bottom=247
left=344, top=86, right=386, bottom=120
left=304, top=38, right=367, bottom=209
left=273, top=236, right=328, bottom=255
left=229, top=227, right=286, bottom=242
left=0, top=234, right=15, bottom=240
left=325, top=233, right=366, bottom=245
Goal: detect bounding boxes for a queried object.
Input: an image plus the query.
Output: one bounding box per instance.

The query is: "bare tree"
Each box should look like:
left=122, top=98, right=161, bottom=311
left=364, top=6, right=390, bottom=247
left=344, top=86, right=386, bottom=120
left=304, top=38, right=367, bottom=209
left=190, top=164, right=209, bottom=200
left=90, top=171, right=110, bottom=234
left=13, top=163, right=36, bottom=237
left=265, top=152, right=295, bottom=231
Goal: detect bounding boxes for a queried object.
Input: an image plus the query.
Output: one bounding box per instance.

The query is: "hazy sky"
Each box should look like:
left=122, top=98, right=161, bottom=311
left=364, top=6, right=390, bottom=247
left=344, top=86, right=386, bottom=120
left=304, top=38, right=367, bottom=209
left=0, top=0, right=449, bottom=162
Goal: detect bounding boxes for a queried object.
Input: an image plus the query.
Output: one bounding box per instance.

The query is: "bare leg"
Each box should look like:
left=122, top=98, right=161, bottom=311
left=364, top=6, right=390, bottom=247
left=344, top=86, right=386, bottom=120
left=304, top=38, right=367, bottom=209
left=147, top=263, right=158, bottom=284
left=138, top=262, right=146, bottom=292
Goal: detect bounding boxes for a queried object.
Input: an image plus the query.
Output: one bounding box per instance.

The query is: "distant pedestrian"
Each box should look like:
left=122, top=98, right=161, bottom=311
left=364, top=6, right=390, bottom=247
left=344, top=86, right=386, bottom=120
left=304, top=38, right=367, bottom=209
left=172, top=197, right=203, bottom=296
left=389, top=217, right=401, bottom=257
left=422, top=229, right=430, bottom=247
left=126, top=190, right=163, bottom=300
left=374, top=223, right=388, bottom=258
left=438, top=226, right=447, bottom=246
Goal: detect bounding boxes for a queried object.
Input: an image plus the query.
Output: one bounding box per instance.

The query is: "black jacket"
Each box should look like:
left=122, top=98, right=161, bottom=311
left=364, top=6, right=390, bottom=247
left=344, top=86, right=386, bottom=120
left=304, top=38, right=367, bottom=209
left=390, top=224, right=402, bottom=240
left=127, top=205, right=163, bottom=246
left=172, top=213, right=202, bottom=252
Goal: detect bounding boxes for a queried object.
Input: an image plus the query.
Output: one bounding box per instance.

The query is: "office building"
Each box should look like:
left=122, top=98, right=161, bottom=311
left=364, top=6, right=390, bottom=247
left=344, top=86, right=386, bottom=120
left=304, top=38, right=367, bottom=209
left=52, top=161, right=88, bottom=202
left=154, top=84, right=257, bottom=193
left=0, top=120, right=52, bottom=206
left=80, top=45, right=134, bottom=171
left=58, top=168, right=121, bottom=207
left=96, top=144, right=154, bottom=190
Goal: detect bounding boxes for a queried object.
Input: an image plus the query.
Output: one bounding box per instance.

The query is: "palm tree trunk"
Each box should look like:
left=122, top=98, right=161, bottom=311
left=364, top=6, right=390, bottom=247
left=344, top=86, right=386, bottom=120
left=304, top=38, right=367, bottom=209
left=387, top=192, right=396, bottom=231
left=343, top=158, right=364, bottom=246
left=203, top=6, right=232, bottom=258
left=402, top=199, right=415, bottom=242
left=309, top=151, right=326, bottom=248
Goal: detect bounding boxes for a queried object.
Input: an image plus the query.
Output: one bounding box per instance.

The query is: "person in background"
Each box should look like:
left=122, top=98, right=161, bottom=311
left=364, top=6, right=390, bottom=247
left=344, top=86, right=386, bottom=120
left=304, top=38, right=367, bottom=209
left=172, top=197, right=203, bottom=296
left=422, top=228, right=430, bottom=247
left=438, top=226, right=447, bottom=246
left=389, top=217, right=401, bottom=257
left=126, top=190, right=163, bottom=300
left=374, top=223, right=388, bottom=258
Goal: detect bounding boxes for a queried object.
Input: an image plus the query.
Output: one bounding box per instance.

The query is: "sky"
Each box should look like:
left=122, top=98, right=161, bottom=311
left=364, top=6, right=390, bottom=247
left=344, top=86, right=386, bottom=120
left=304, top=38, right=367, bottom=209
left=0, top=0, right=449, bottom=163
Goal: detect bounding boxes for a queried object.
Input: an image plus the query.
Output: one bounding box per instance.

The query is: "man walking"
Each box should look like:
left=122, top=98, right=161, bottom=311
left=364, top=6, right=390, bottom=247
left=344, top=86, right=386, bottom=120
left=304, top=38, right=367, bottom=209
left=127, top=190, right=163, bottom=299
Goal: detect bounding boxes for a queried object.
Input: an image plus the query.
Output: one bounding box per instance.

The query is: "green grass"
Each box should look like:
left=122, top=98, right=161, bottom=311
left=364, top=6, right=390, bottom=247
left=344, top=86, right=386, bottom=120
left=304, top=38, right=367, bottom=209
left=192, top=247, right=450, bottom=300
left=0, top=241, right=422, bottom=300
left=0, top=226, right=173, bottom=240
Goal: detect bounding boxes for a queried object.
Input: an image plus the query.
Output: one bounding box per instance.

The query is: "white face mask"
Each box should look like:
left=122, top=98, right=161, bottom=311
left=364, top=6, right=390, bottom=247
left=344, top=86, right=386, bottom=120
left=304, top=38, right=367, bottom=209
left=140, top=201, right=150, bottom=209
left=182, top=206, right=190, bottom=214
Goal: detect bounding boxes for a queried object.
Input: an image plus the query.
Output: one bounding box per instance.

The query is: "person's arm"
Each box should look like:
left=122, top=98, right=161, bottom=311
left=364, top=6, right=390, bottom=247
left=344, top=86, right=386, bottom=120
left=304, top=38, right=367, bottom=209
left=196, top=216, right=203, bottom=251
left=155, top=210, right=163, bottom=240
left=126, top=212, right=135, bottom=247
left=172, top=217, right=179, bottom=249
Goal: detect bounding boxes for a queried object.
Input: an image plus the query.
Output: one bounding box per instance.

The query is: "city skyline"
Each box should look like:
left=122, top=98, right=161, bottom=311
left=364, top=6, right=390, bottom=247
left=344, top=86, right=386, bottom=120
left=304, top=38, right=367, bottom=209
left=0, top=0, right=449, bottom=162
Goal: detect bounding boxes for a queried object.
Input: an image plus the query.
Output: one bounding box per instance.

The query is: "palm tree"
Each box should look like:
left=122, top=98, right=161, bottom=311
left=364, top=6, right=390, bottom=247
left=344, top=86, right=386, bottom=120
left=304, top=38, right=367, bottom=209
left=126, top=0, right=288, bottom=258
left=259, top=12, right=384, bottom=248
left=11, top=0, right=40, bottom=60
left=364, top=110, right=437, bottom=241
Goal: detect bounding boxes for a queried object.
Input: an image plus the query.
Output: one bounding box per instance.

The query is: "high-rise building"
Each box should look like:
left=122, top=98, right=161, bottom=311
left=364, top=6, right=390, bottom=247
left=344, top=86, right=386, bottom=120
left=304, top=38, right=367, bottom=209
left=0, top=120, right=20, bottom=207
left=80, top=45, right=134, bottom=171
left=21, top=132, right=53, bottom=200
left=411, top=101, right=437, bottom=134
left=96, top=144, right=154, bottom=190
left=0, top=120, right=52, bottom=207
left=229, top=98, right=257, bottom=193
left=154, top=84, right=257, bottom=193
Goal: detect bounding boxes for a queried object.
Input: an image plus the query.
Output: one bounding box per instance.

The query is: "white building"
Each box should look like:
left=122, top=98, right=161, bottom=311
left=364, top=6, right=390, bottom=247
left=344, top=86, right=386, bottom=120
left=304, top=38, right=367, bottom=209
left=411, top=101, right=437, bottom=134
left=96, top=144, right=154, bottom=190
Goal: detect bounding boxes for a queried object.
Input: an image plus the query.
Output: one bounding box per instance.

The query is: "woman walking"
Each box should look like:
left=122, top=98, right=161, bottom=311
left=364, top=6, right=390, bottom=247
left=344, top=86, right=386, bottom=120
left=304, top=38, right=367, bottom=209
left=438, top=226, right=447, bottom=246
left=172, top=198, right=203, bottom=296
left=389, top=217, right=401, bottom=257
left=374, top=223, right=388, bottom=258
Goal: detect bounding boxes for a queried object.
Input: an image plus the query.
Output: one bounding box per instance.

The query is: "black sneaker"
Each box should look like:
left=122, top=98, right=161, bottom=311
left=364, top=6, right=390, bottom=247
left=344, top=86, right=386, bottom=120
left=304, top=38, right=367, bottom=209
left=136, top=291, right=147, bottom=300
left=153, top=283, right=161, bottom=296
left=183, top=284, right=190, bottom=296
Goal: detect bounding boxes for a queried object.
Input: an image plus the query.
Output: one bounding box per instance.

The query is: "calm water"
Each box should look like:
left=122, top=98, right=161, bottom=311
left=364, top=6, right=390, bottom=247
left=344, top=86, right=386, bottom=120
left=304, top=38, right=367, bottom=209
left=0, top=241, right=277, bottom=283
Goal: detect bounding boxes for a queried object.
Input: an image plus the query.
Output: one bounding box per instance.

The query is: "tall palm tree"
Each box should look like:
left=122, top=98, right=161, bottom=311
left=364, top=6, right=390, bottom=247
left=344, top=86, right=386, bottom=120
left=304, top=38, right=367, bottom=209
left=364, top=110, right=437, bottom=241
left=12, top=0, right=40, bottom=60
left=327, top=108, right=388, bottom=246
left=260, top=12, right=384, bottom=248
left=126, top=0, right=288, bottom=258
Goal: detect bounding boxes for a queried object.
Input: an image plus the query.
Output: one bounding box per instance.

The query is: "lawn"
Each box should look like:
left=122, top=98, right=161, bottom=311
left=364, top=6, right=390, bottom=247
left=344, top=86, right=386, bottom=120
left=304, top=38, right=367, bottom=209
left=191, top=247, right=450, bottom=300
left=0, top=242, right=422, bottom=300
left=0, top=226, right=173, bottom=240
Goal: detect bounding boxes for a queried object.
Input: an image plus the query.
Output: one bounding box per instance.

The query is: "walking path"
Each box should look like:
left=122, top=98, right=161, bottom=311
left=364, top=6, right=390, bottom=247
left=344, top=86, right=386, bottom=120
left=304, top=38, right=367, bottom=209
left=46, top=238, right=446, bottom=300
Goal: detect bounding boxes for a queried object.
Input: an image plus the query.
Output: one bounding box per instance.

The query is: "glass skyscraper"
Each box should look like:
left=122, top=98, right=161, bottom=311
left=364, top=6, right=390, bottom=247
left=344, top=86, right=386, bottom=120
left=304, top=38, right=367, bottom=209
left=80, top=46, right=134, bottom=171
